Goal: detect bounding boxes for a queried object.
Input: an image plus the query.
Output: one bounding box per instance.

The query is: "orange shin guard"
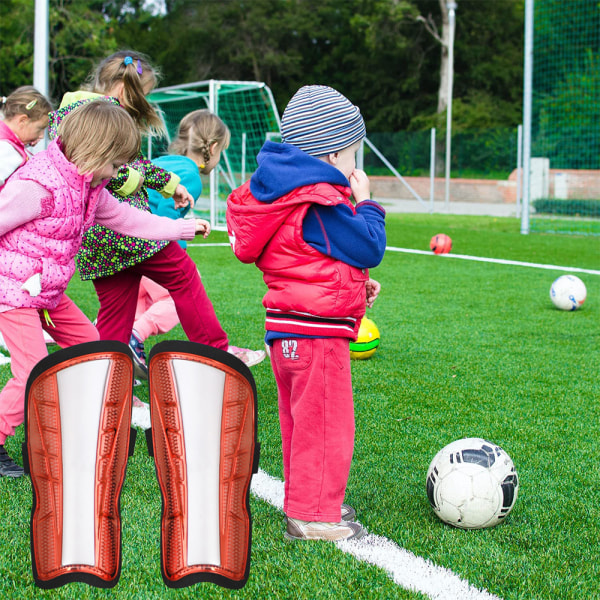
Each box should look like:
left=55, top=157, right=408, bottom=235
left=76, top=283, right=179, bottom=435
left=148, top=341, right=259, bottom=589
left=24, top=341, right=134, bottom=589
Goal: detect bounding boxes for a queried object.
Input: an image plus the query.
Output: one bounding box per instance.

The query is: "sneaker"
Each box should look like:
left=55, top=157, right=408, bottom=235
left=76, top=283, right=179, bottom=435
left=0, top=445, right=24, bottom=478
left=131, top=396, right=151, bottom=430
left=227, top=346, right=266, bottom=368
left=285, top=504, right=355, bottom=524
left=285, top=517, right=365, bottom=542
left=340, top=503, right=356, bottom=522
left=129, top=330, right=148, bottom=380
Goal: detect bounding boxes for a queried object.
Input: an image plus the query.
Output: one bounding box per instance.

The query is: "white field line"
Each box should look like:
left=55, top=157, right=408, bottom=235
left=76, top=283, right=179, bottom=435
left=251, top=469, right=502, bottom=600
left=386, top=247, right=600, bottom=276
left=190, top=242, right=600, bottom=277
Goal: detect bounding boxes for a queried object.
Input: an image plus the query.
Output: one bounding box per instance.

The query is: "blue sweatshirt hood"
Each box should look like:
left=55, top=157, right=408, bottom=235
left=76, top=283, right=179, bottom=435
left=250, top=141, right=350, bottom=202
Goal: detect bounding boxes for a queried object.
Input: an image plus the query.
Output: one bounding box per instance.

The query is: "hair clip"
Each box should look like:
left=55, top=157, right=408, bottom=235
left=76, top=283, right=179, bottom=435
left=25, top=99, right=37, bottom=110
left=123, top=56, right=133, bottom=66
left=136, top=59, right=143, bottom=75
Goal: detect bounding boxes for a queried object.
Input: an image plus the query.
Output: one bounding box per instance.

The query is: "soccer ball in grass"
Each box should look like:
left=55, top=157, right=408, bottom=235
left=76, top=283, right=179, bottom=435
left=426, top=438, right=519, bottom=529
left=349, top=317, right=380, bottom=360
left=430, top=233, right=452, bottom=254
left=550, top=274, right=587, bottom=311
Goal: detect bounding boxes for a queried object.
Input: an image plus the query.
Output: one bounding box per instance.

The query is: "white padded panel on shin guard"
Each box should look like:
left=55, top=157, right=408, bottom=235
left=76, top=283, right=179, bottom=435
left=172, top=359, right=224, bottom=566
left=57, top=359, right=108, bottom=567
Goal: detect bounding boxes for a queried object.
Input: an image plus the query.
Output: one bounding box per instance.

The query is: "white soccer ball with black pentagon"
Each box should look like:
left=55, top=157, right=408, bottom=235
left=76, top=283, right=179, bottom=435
left=426, top=437, right=519, bottom=529
left=550, top=274, right=587, bottom=311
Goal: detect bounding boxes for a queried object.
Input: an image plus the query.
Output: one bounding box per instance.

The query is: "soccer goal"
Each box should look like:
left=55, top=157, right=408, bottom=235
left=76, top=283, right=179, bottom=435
left=147, top=80, right=281, bottom=231
left=523, top=0, right=600, bottom=236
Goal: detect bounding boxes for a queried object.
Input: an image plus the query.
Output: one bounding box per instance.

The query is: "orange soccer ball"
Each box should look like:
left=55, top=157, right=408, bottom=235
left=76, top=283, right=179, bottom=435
left=430, top=233, right=452, bottom=254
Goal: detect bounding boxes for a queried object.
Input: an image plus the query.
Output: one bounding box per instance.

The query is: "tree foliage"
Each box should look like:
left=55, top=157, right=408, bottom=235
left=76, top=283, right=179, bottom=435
left=1, top=0, right=525, bottom=131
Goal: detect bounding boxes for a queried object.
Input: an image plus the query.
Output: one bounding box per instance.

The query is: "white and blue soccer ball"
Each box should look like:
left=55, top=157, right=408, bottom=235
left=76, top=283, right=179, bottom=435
left=426, top=437, right=519, bottom=529
left=550, top=275, right=587, bottom=311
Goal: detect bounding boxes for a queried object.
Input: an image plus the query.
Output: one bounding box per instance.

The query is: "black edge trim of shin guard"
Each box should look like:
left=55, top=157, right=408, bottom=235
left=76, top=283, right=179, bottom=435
left=145, top=427, right=154, bottom=457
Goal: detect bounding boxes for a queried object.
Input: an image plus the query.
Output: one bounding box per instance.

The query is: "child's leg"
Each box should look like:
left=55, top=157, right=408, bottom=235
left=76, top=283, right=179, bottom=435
left=42, top=294, right=99, bottom=347
left=133, top=277, right=179, bottom=340
left=94, top=269, right=142, bottom=344
left=136, top=244, right=229, bottom=350
left=271, top=337, right=355, bottom=523
left=0, top=308, right=49, bottom=444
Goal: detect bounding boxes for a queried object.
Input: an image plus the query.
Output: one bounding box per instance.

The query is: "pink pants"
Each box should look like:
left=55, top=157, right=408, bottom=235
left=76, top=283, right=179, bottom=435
left=133, top=276, right=179, bottom=340
left=0, top=295, right=99, bottom=444
left=94, top=242, right=228, bottom=350
left=271, top=337, right=355, bottom=522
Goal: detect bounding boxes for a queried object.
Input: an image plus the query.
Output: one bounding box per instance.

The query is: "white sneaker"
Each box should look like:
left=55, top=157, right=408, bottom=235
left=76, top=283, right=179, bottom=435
left=285, top=518, right=365, bottom=541
left=227, top=346, right=267, bottom=367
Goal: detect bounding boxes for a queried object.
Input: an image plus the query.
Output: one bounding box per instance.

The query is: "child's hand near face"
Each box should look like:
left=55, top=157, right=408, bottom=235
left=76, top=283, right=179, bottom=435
left=194, top=218, right=211, bottom=238
left=349, top=169, right=370, bottom=203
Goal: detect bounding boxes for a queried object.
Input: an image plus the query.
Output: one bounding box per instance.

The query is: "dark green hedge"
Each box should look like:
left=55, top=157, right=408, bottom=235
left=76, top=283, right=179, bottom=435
left=533, top=198, right=600, bottom=217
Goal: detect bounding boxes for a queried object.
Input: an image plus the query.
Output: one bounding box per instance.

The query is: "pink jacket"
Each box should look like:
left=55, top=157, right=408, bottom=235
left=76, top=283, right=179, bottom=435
left=227, top=181, right=368, bottom=339
left=0, top=140, right=196, bottom=311
left=0, top=120, right=29, bottom=191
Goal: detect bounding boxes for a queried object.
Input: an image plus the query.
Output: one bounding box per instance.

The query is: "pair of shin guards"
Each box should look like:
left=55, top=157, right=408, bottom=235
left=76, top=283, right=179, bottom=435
left=23, top=340, right=259, bottom=590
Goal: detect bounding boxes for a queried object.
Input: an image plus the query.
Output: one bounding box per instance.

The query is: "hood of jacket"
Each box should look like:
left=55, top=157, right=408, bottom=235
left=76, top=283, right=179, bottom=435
left=249, top=141, right=350, bottom=202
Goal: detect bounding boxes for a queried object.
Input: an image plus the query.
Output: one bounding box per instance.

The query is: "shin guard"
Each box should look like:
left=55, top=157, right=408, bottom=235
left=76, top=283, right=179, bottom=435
left=23, top=341, right=134, bottom=589
left=148, top=341, right=259, bottom=589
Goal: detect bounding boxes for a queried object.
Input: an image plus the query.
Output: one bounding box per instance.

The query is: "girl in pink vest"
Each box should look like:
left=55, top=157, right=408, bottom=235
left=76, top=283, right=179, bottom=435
left=0, top=99, right=210, bottom=478
left=0, top=86, right=52, bottom=189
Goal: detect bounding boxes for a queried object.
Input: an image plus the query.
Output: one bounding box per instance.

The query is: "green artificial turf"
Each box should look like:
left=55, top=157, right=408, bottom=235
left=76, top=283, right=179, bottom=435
left=0, top=213, right=598, bottom=599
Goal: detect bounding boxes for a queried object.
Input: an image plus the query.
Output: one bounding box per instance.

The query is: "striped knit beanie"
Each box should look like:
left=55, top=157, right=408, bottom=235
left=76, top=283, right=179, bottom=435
left=280, top=85, right=366, bottom=156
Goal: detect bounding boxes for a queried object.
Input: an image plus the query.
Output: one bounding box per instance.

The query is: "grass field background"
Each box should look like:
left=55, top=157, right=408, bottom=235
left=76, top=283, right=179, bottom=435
left=0, top=213, right=598, bottom=599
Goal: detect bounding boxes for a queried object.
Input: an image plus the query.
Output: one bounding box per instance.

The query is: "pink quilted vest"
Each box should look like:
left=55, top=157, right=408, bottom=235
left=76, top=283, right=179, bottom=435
left=0, top=140, right=103, bottom=309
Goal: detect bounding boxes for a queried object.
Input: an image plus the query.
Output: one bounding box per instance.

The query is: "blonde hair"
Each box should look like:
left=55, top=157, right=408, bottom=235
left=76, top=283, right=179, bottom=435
left=85, top=50, right=165, bottom=136
left=0, top=86, right=53, bottom=122
left=169, top=109, right=230, bottom=165
left=58, top=99, right=141, bottom=173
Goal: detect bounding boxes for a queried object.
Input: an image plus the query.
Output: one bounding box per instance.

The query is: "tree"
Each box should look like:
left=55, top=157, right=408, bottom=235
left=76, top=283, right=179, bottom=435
left=0, top=0, right=119, bottom=103
left=412, top=0, right=524, bottom=132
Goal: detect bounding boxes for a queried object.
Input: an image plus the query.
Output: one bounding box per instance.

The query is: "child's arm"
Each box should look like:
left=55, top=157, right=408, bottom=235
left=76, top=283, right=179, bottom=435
left=109, top=156, right=193, bottom=208
left=302, top=199, right=386, bottom=269
left=0, top=179, right=53, bottom=236
left=0, top=141, right=24, bottom=187
left=94, top=188, right=208, bottom=240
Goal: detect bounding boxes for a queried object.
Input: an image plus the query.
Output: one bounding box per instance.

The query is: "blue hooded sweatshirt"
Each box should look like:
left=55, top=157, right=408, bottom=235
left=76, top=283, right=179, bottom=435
left=250, top=141, right=386, bottom=269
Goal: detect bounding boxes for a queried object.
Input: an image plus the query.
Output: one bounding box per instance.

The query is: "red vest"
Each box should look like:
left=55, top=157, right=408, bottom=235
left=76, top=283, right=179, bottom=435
left=227, top=181, right=368, bottom=339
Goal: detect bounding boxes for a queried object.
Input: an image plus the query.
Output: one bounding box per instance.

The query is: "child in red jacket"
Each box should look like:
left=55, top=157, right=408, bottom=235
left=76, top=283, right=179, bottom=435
left=227, top=85, right=386, bottom=541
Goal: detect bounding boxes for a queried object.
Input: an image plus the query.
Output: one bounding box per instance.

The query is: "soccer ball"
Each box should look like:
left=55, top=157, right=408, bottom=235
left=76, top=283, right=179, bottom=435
left=426, top=437, right=519, bottom=529
left=349, top=317, right=380, bottom=360
left=430, top=233, right=452, bottom=254
left=550, top=274, right=587, bottom=311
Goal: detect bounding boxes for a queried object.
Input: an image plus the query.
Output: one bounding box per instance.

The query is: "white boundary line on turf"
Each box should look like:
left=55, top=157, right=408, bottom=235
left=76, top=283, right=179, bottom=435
left=190, top=243, right=600, bottom=277
left=251, top=469, right=502, bottom=600
left=386, top=247, right=600, bottom=276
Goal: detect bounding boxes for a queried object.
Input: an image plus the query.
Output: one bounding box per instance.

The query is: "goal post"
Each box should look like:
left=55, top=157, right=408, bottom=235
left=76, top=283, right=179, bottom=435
left=524, top=0, right=600, bottom=236
left=147, top=80, right=281, bottom=231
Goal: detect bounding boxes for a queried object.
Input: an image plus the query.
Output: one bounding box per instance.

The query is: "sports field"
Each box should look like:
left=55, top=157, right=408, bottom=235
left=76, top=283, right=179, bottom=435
left=0, top=213, right=598, bottom=599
